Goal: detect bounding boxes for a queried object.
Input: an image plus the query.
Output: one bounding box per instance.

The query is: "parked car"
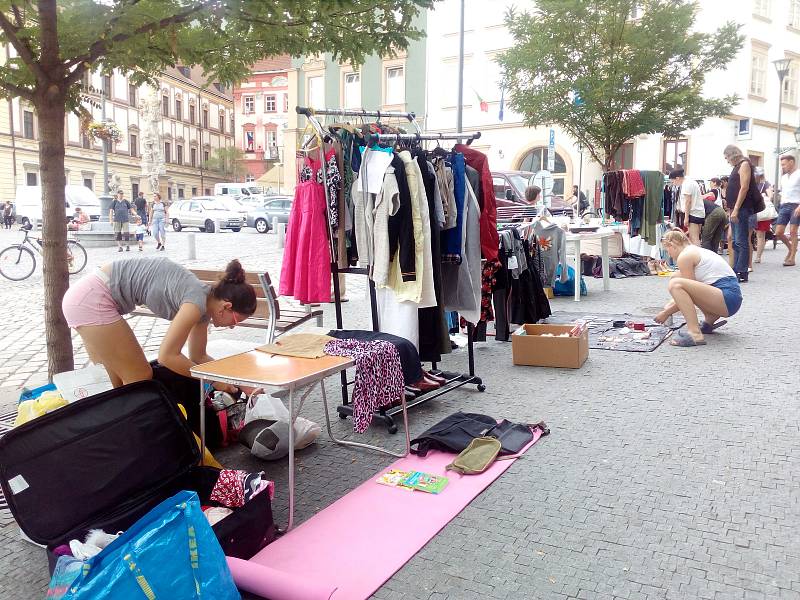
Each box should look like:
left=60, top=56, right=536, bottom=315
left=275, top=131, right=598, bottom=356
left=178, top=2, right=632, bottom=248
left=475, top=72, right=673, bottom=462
left=14, top=184, right=102, bottom=228
left=169, top=198, right=244, bottom=233
left=491, top=170, right=574, bottom=218
left=214, top=182, right=270, bottom=204
left=262, top=196, right=293, bottom=224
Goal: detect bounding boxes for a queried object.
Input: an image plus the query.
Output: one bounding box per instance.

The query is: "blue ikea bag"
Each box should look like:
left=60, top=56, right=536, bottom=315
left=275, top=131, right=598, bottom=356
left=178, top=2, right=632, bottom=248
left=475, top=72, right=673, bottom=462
left=553, top=264, right=588, bottom=297
left=59, top=490, right=240, bottom=600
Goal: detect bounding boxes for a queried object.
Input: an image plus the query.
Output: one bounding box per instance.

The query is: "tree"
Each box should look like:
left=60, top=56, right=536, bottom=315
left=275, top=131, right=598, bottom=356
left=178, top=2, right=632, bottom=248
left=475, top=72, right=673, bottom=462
left=206, top=146, right=246, bottom=180
left=498, top=0, right=744, bottom=171
left=0, top=0, right=432, bottom=377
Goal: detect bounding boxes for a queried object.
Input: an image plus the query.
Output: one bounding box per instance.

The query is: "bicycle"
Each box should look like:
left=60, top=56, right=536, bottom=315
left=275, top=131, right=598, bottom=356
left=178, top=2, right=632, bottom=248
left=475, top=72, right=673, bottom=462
left=0, top=223, right=87, bottom=281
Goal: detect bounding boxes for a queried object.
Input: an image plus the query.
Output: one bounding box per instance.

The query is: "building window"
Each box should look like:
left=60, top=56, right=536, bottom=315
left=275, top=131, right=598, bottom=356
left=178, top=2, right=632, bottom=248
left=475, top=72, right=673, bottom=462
left=189, top=104, right=196, bottom=124
left=130, top=133, right=138, bottom=157
left=83, top=178, right=93, bottom=190
left=792, top=0, right=800, bottom=28
left=663, top=138, right=688, bottom=173
left=178, top=188, right=185, bottom=198
left=191, top=187, right=197, bottom=196
left=164, top=141, right=171, bottom=163
left=128, top=83, right=136, bottom=105
left=343, top=72, right=361, bottom=108
left=230, top=115, right=235, bottom=134
left=245, top=174, right=255, bottom=182
left=244, top=95, right=255, bottom=114
left=283, top=94, right=289, bottom=112
left=783, top=62, right=798, bottom=105
left=307, top=75, right=324, bottom=108
left=202, top=108, right=209, bottom=129
left=265, top=94, right=277, bottom=112
left=750, top=49, right=768, bottom=96
left=177, top=144, right=183, bottom=165
left=132, top=182, right=139, bottom=198
left=245, top=130, right=255, bottom=152
left=190, top=147, right=197, bottom=167
left=162, top=95, right=169, bottom=117
left=26, top=172, right=37, bottom=186
left=81, top=133, right=91, bottom=149
left=518, top=146, right=567, bottom=197
left=23, top=110, right=34, bottom=139
left=612, top=142, right=634, bottom=170
left=753, top=0, right=771, bottom=18
left=204, top=188, right=211, bottom=195
left=175, top=98, right=182, bottom=120
left=266, top=130, right=277, bottom=155
left=103, top=74, right=112, bottom=97
left=385, top=66, right=405, bottom=105
left=167, top=187, right=172, bottom=201
left=204, top=150, right=209, bottom=163
left=219, top=112, right=225, bottom=131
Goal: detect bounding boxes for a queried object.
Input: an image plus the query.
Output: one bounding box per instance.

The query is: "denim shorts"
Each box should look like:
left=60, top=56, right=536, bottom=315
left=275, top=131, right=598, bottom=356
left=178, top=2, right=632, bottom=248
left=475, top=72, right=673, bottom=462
left=776, top=202, right=800, bottom=226
left=711, top=276, right=742, bottom=317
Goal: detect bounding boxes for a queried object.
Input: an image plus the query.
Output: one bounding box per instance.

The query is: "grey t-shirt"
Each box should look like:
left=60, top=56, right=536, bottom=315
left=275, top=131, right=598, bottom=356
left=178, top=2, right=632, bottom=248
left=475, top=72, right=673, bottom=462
left=108, top=257, right=210, bottom=321
left=111, top=199, right=132, bottom=223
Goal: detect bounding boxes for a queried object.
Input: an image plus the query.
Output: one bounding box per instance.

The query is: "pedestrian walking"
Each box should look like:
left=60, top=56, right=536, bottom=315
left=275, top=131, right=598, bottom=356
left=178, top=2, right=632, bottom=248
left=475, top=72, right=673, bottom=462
left=655, top=229, right=742, bottom=347
left=2, top=201, right=13, bottom=229
left=669, top=169, right=704, bottom=245
left=723, top=145, right=760, bottom=283
left=109, top=190, right=134, bottom=252
left=775, top=153, right=800, bottom=266
left=148, top=192, right=168, bottom=251
left=133, top=191, right=148, bottom=230
left=134, top=216, right=146, bottom=251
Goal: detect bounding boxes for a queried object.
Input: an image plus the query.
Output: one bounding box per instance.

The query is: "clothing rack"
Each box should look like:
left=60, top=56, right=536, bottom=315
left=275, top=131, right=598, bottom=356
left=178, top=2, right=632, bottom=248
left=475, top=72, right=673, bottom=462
left=296, top=105, right=486, bottom=434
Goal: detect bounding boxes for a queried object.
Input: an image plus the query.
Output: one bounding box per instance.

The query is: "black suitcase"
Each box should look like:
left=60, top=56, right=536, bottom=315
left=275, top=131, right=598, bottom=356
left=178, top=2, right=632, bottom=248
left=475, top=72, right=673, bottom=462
left=0, top=379, right=275, bottom=573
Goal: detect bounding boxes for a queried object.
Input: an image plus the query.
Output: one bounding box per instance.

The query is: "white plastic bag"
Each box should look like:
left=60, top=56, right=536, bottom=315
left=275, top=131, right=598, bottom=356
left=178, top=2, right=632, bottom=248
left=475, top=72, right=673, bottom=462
left=245, top=394, right=321, bottom=450
left=53, top=365, right=113, bottom=403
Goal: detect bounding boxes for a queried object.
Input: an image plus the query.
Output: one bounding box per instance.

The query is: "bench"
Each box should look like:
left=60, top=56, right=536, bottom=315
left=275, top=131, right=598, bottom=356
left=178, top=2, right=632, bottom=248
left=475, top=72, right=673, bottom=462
left=130, top=268, right=324, bottom=344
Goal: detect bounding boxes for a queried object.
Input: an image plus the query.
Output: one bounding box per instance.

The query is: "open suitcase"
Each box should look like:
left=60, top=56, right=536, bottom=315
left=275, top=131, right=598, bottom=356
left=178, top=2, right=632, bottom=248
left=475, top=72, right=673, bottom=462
left=0, top=379, right=275, bottom=573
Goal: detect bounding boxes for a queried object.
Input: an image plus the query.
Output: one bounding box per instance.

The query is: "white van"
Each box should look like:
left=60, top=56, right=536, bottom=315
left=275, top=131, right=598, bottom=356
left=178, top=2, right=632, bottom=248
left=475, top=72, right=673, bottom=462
left=14, top=185, right=102, bottom=228
left=213, top=183, right=267, bottom=203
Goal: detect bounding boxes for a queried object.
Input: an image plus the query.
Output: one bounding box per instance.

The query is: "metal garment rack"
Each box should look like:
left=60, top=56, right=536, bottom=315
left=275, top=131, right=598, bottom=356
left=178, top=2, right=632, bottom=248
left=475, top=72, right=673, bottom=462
left=295, top=105, right=486, bottom=433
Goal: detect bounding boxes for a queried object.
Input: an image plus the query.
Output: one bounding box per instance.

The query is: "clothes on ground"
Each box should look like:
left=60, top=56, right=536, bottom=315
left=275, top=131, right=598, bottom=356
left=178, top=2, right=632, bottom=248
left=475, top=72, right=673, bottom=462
left=209, top=469, right=273, bottom=508
left=323, top=338, right=404, bottom=433
left=257, top=333, right=334, bottom=359
left=108, top=256, right=210, bottom=321
left=203, top=506, right=233, bottom=526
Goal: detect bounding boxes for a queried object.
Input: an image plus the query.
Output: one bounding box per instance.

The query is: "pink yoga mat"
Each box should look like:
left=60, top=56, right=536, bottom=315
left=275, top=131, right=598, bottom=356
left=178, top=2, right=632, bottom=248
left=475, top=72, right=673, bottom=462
left=231, top=429, right=543, bottom=600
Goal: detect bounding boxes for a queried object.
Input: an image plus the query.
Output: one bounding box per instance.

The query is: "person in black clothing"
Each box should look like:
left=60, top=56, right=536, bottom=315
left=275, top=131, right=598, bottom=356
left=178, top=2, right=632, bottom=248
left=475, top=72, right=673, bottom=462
left=133, top=191, right=148, bottom=230
left=2, top=201, right=12, bottom=229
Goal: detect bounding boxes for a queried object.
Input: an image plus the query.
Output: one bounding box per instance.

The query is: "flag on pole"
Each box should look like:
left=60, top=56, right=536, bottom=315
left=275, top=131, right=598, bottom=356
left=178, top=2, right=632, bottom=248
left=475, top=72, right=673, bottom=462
left=498, top=87, right=505, bottom=122
left=473, top=89, right=489, bottom=112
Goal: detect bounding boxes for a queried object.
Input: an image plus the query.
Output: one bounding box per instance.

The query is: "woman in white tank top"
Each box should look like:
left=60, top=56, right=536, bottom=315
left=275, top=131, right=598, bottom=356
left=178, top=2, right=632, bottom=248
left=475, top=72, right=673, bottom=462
left=654, top=229, right=742, bottom=347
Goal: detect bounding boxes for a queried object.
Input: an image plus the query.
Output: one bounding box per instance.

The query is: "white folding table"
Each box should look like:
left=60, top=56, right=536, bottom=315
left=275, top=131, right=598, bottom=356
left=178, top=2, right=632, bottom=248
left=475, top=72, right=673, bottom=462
left=565, top=228, right=614, bottom=301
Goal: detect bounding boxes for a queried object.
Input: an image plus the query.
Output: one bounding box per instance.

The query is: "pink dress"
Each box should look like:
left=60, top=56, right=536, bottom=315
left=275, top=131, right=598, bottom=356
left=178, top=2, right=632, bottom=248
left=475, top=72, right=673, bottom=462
left=279, top=153, right=332, bottom=303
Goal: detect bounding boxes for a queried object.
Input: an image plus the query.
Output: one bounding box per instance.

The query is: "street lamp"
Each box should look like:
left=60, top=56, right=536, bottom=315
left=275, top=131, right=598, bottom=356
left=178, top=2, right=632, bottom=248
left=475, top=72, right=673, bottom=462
left=773, top=58, right=792, bottom=206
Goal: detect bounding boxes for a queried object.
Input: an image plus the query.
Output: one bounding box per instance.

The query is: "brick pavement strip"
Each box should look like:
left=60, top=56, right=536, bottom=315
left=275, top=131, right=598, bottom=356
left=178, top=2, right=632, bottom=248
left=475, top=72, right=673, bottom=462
left=0, top=226, right=799, bottom=599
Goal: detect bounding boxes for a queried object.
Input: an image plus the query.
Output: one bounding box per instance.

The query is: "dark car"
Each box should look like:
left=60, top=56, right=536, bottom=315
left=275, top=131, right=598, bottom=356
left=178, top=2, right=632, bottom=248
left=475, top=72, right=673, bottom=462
left=491, top=170, right=574, bottom=219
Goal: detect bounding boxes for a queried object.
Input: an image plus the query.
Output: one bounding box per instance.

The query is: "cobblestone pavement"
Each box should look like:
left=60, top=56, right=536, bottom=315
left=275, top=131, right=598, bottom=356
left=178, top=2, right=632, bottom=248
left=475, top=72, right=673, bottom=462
left=0, top=223, right=798, bottom=599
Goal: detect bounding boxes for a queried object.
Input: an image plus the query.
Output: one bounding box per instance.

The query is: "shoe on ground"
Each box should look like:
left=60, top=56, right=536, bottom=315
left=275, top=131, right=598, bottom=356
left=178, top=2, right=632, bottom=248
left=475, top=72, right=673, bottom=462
left=117, top=247, right=123, bottom=252
left=126, top=246, right=130, bottom=252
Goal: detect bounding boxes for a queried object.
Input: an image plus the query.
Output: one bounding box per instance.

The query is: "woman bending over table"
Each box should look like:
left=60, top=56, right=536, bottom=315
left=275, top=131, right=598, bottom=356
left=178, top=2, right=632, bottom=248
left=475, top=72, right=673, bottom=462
left=654, top=229, right=742, bottom=347
left=62, top=257, right=257, bottom=388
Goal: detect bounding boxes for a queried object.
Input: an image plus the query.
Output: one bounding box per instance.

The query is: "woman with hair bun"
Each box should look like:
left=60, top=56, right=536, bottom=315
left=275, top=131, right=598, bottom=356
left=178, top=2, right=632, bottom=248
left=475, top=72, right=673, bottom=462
left=62, top=257, right=257, bottom=389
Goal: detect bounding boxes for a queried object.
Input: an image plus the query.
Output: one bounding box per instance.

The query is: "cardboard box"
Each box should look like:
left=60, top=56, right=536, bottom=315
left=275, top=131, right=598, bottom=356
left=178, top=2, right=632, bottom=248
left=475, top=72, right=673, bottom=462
left=511, top=324, right=589, bottom=369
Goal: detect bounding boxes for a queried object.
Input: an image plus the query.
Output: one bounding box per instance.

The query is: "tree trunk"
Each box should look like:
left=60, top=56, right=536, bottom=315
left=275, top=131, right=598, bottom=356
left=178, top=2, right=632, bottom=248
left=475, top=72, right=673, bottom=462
left=36, top=94, right=74, bottom=378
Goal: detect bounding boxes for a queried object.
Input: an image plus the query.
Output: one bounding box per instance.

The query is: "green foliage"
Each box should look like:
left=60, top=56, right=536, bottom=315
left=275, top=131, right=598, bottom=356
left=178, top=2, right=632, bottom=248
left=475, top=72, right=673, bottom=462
left=206, top=146, right=246, bottom=179
left=498, top=0, right=744, bottom=169
left=0, top=0, right=433, bottom=110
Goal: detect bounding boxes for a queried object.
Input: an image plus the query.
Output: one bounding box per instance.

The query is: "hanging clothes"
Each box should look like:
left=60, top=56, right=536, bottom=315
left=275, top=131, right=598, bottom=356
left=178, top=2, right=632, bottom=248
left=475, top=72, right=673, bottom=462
left=442, top=176, right=481, bottom=324
left=435, top=159, right=457, bottom=230
left=622, top=169, right=646, bottom=198
left=323, top=339, right=404, bottom=433
left=454, top=144, right=499, bottom=262
left=532, top=219, right=568, bottom=287
left=279, top=152, right=331, bottom=304
left=603, top=171, right=625, bottom=218
left=387, top=154, right=416, bottom=281
left=640, top=170, right=665, bottom=245
left=328, top=329, right=423, bottom=385
left=441, top=152, right=466, bottom=262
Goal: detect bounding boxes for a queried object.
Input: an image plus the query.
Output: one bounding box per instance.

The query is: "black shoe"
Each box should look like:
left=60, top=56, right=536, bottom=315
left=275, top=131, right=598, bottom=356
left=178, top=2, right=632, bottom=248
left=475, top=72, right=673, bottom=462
left=117, top=247, right=123, bottom=253
left=156, top=243, right=162, bottom=250
left=737, top=272, right=748, bottom=283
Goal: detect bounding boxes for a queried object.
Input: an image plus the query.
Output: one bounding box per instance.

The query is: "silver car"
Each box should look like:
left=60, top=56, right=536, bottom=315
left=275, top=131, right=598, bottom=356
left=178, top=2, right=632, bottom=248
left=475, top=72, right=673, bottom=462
left=170, top=198, right=244, bottom=233
left=262, top=196, right=293, bottom=224
left=236, top=197, right=274, bottom=234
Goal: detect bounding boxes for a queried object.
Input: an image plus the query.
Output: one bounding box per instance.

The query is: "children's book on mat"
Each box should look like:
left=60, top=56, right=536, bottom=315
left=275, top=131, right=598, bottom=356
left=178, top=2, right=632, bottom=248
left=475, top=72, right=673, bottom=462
left=376, top=470, right=448, bottom=494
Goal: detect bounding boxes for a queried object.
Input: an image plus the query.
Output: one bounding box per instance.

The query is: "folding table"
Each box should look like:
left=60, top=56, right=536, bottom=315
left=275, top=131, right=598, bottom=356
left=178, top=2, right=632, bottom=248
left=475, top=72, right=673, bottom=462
left=565, top=228, right=614, bottom=301
left=191, top=350, right=410, bottom=531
